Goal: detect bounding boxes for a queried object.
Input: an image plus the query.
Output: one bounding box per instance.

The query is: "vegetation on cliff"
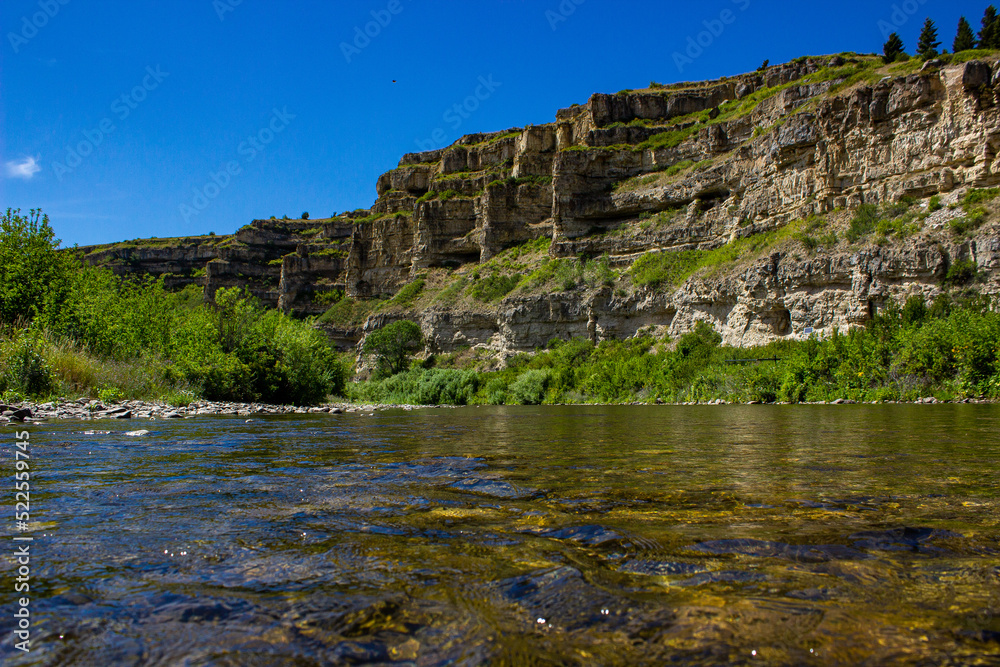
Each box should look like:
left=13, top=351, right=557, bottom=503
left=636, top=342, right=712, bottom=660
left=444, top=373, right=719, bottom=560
left=0, top=208, right=345, bottom=405
left=350, top=293, right=1000, bottom=406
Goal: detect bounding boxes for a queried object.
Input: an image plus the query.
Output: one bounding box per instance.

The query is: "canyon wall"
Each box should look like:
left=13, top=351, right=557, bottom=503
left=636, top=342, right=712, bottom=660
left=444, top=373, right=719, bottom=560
left=82, top=55, right=1000, bottom=357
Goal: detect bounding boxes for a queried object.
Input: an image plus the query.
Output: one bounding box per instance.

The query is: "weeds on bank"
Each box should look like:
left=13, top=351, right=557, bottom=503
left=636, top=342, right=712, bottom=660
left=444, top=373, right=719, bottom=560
left=349, top=295, right=1000, bottom=406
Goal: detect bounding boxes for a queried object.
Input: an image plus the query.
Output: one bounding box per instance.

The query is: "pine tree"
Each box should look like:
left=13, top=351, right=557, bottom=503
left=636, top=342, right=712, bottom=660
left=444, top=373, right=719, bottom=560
left=883, top=32, right=905, bottom=64
left=916, top=18, right=941, bottom=59
left=981, top=6, right=999, bottom=49
left=954, top=17, right=977, bottom=52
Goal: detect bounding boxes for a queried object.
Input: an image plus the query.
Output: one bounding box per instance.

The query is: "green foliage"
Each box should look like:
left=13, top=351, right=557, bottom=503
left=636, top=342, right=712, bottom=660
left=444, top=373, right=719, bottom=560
left=0, top=216, right=344, bottom=404
left=355, top=298, right=1000, bottom=406
left=170, top=288, right=344, bottom=404
left=954, top=16, right=977, bottom=52
left=948, top=189, right=996, bottom=236
left=313, top=289, right=344, bottom=306
left=318, top=295, right=376, bottom=327
left=796, top=216, right=838, bottom=251
left=508, top=369, right=552, bottom=405
left=469, top=273, right=519, bottom=302
left=387, top=279, right=425, bottom=308
left=846, top=200, right=919, bottom=243
left=0, top=328, right=55, bottom=398
left=439, top=190, right=461, bottom=201
left=883, top=33, right=906, bottom=63
left=944, top=259, right=980, bottom=286
left=981, top=6, right=1000, bottom=49
left=917, top=18, right=941, bottom=59
left=523, top=255, right=618, bottom=292
left=631, top=219, right=806, bottom=288
left=637, top=127, right=697, bottom=151
left=349, top=368, right=480, bottom=405
left=433, top=277, right=469, bottom=307
left=301, top=212, right=310, bottom=220
left=630, top=251, right=703, bottom=288
left=962, top=187, right=999, bottom=208
left=0, top=208, right=76, bottom=324
left=363, top=320, right=423, bottom=378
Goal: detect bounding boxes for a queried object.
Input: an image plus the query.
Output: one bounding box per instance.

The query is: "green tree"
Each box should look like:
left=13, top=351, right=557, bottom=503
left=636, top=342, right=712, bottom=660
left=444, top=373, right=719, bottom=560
left=917, top=18, right=941, bottom=59
left=363, top=319, right=423, bottom=378
left=981, top=6, right=1000, bottom=49
left=883, top=33, right=905, bottom=63
left=301, top=211, right=310, bottom=220
left=954, top=16, right=977, bottom=52
left=0, top=208, right=75, bottom=324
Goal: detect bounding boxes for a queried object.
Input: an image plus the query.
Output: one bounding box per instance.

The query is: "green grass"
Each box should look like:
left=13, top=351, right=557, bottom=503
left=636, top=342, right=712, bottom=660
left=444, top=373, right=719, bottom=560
left=432, top=277, right=469, bottom=307
left=468, top=273, right=520, bottom=302
left=466, top=130, right=521, bottom=148
left=636, top=127, right=698, bottom=151
left=385, top=278, right=425, bottom=308
left=318, top=295, right=377, bottom=327
left=349, top=296, right=1000, bottom=406
left=845, top=200, right=921, bottom=243
left=631, top=219, right=808, bottom=287
left=630, top=250, right=703, bottom=288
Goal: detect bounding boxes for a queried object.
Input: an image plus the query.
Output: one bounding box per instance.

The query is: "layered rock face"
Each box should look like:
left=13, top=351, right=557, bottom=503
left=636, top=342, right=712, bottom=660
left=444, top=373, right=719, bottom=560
left=83, top=55, right=1000, bottom=356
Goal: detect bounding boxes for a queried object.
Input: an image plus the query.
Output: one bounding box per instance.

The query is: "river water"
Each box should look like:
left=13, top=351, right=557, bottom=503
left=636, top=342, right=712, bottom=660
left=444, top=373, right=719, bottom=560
left=1, top=405, right=999, bottom=665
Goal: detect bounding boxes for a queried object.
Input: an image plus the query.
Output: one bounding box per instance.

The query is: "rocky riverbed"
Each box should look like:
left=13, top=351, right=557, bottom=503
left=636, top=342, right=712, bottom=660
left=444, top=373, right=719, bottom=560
left=0, top=399, right=435, bottom=424
left=1, top=396, right=994, bottom=424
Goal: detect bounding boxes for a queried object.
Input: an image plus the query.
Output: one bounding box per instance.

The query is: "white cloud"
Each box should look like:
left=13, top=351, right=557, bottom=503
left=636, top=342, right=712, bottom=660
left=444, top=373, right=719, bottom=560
left=5, top=156, right=41, bottom=180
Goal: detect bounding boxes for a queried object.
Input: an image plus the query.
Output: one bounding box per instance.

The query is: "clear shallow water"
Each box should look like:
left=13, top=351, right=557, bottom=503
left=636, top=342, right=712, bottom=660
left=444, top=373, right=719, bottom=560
left=1, top=405, right=999, bottom=666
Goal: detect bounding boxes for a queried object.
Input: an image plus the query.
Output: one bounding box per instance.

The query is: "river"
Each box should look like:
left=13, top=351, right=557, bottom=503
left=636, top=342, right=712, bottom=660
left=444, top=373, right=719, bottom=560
left=1, top=405, right=998, bottom=665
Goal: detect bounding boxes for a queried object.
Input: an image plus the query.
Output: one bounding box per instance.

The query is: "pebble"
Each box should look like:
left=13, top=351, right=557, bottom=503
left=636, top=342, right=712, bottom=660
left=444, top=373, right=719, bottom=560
left=3, top=399, right=430, bottom=423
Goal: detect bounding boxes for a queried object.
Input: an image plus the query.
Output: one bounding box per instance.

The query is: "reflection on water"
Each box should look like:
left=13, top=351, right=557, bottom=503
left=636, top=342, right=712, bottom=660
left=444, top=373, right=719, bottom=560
left=1, top=405, right=999, bottom=665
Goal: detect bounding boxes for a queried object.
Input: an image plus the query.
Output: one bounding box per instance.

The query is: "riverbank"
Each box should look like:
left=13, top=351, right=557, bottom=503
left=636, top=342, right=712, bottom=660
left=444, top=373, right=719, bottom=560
left=2, top=395, right=996, bottom=424
left=0, top=398, right=440, bottom=423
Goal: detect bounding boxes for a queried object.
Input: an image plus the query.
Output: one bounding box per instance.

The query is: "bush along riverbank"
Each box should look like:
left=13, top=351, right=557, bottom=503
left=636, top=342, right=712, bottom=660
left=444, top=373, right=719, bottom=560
left=1, top=208, right=349, bottom=407
left=4, top=208, right=1000, bottom=410
left=349, top=294, right=1000, bottom=406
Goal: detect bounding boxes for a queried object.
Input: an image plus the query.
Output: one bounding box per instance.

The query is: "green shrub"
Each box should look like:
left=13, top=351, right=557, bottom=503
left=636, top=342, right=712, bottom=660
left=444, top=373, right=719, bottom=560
left=349, top=368, right=480, bottom=405
left=469, top=273, right=519, bottom=302
left=944, top=259, right=979, bottom=286
left=387, top=279, right=425, bottom=308
left=0, top=208, right=77, bottom=324
left=508, top=369, right=552, bottom=405
left=0, top=329, right=55, bottom=398
left=417, top=191, right=438, bottom=204
left=630, top=251, right=703, bottom=288
left=318, top=295, right=376, bottom=327
left=363, top=319, right=423, bottom=378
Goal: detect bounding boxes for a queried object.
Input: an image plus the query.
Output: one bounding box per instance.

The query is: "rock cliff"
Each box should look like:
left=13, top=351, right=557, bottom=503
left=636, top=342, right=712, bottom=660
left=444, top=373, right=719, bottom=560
left=82, top=54, right=1000, bottom=359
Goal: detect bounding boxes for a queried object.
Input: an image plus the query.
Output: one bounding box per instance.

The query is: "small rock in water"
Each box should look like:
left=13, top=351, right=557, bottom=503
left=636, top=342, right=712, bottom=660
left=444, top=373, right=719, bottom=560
left=124, top=430, right=150, bottom=437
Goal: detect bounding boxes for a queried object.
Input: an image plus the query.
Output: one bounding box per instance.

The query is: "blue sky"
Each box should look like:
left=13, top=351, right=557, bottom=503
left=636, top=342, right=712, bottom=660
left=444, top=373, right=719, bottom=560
left=0, top=0, right=992, bottom=246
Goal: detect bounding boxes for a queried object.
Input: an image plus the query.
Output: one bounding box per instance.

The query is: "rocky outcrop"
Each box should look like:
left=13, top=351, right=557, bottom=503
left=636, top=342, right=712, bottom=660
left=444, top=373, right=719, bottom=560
left=82, top=55, right=1000, bottom=359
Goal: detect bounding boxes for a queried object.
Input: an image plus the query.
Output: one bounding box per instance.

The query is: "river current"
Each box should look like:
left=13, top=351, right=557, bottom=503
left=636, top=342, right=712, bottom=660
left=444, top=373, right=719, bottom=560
left=1, top=405, right=998, bottom=665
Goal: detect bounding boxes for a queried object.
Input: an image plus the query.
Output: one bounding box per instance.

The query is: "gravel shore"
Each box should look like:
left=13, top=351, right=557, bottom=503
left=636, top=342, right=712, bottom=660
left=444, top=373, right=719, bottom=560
left=0, top=396, right=994, bottom=424
left=0, top=399, right=432, bottom=424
